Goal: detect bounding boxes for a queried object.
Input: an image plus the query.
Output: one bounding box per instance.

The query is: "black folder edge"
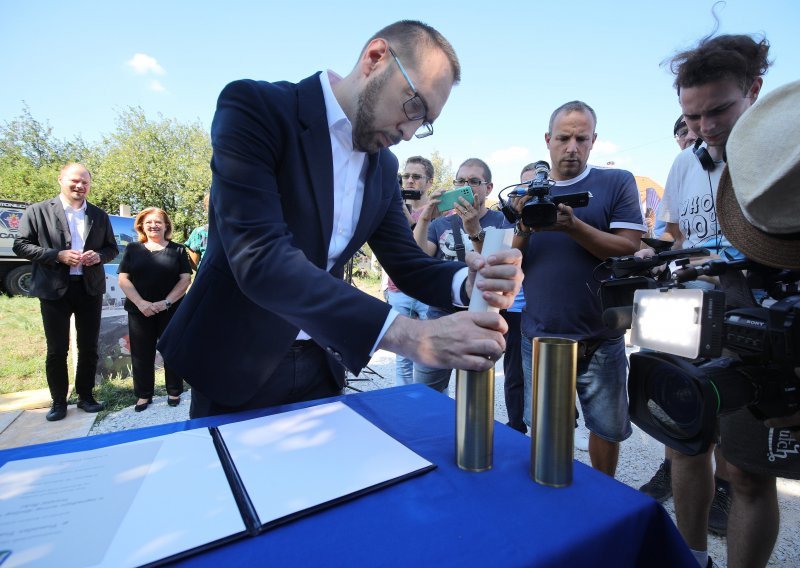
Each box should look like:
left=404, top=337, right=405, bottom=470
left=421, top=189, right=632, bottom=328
left=137, top=413, right=437, bottom=567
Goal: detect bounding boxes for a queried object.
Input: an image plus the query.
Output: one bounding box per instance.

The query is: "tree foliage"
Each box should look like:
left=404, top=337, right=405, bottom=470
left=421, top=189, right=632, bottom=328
left=429, top=150, right=454, bottom=191
left=0, top=105, right=92, bottom=203
left=92, top=107, right=211, bottom=240
left=0, top=104, right=212, bottom=241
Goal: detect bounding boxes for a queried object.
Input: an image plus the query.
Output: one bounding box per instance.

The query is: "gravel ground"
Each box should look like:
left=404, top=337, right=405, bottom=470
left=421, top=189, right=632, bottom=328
left=91, top=349, right=799, bottom=567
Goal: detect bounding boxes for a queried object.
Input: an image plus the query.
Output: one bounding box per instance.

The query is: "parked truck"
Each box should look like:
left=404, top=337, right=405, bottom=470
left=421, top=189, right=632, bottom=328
left=0, top=199, right=32, bottom=295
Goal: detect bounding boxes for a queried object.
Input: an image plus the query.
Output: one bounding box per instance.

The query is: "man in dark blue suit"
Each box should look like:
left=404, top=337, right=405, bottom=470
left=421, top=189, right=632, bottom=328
left=159, top=21, right=522, bottom=418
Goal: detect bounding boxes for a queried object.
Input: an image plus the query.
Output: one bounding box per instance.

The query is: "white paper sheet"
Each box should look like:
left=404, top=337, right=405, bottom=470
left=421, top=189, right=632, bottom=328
left=217, top=401, right=433, bottom=525
left=0, top=430, right=245, bottom=568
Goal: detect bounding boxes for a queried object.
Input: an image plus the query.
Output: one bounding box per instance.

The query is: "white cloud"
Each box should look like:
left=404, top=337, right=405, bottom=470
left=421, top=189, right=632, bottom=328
left=148, top=79, right=166, bottom=92
left=590, top=140, right=619, bottom=156
left=127, top=53, right=166, bottom=76
left=489, top=146, right=529, bottom=165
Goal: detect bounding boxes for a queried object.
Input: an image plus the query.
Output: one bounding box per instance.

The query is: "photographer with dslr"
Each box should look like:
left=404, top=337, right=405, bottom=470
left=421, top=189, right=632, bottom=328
left=511, top=101, right=645, bottom=478
left=635, top=34, right=771, bottom=565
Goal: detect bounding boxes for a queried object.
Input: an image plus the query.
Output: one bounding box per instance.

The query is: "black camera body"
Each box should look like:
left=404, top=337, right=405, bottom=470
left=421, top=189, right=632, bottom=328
left=499, top=160, right=591, bottom=228
left=600, top=252, right=800, bottom=455
left=401, top=189, right=422, bottom=200
left=521, top=191, right=592, bottom=228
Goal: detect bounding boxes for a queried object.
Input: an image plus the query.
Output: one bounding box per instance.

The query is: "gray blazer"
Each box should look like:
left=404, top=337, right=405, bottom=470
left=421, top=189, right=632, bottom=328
left=13, top=197, right=119, bottom=300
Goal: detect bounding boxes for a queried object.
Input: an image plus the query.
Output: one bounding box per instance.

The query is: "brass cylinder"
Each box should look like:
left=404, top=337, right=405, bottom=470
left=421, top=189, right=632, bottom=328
left=530, top=337, right=577, bottom=487
left=455, top=368, right=494, bottom=472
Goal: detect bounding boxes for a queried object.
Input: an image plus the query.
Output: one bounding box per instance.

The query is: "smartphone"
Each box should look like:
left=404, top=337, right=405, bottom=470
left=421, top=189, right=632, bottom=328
left=436, top=186, right=474, bottom=213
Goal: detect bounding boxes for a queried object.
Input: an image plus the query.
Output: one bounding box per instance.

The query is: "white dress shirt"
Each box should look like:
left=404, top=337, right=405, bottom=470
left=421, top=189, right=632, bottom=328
left=59, top=194, right=86, bottom=276
left=297, top=71, right=467, bottom=352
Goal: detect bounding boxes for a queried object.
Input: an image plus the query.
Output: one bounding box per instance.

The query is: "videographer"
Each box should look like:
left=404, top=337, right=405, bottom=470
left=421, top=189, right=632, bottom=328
left=511, top=101, right=645, bottom=478
left=712, top=79, right=800, bottom=568
left=636, top=33, right=770, bottom=564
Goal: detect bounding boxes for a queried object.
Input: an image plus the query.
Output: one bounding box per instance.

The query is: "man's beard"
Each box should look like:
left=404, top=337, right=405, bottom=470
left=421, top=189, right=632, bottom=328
left=353, top=69, right=392, bottom=153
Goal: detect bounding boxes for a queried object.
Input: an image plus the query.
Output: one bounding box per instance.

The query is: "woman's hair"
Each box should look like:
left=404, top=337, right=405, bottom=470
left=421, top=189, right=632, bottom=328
left=134, top=207, right=173, bottom=242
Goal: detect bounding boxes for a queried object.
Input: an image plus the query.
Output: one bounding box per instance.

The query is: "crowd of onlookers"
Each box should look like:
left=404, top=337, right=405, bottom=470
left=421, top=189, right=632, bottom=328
left=12, top=19, right=799, bottom=568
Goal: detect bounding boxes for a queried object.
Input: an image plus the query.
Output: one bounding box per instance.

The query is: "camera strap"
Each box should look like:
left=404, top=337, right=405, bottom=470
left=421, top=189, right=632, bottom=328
left=449, top=216, right=466, bottom=263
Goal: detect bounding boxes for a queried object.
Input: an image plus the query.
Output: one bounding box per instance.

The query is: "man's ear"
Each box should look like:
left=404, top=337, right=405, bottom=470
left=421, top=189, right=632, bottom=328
left=544, top=132, right=551, bottom=148
left=748, top=77, right=764, bottom=102
left=485, top=182, right=494, bottom=197
left=358, top=38, right=389, bottom=78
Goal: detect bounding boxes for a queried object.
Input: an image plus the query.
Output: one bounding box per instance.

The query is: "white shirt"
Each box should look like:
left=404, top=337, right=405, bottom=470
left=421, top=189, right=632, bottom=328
left=297, top=71, right=467, bottom=351
left=59, top=194, right=86, bottom=275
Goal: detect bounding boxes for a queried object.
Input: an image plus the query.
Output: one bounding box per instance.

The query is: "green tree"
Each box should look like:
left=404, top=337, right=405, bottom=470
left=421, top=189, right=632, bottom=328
left=93, top=107, right=212, bottom=240
left=0, top=104, right=92, bottom=203
left=429, top=150, right=454, bottom=192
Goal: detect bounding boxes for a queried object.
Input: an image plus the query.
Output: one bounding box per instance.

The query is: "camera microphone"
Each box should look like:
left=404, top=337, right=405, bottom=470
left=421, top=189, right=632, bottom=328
left=530, top=160, right=550, bottom=185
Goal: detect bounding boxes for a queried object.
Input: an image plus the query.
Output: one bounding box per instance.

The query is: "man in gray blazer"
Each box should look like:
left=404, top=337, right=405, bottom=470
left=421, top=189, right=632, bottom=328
left=14, top=163, right=119, bottom=421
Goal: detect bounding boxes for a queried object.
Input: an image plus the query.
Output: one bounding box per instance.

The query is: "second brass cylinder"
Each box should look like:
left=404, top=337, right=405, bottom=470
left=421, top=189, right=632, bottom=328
left=530, top=337, right=577, bottom=487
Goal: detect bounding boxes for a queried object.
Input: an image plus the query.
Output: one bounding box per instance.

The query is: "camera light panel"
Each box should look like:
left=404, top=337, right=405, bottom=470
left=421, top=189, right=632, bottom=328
left=631, top=288, right=705, bottom=358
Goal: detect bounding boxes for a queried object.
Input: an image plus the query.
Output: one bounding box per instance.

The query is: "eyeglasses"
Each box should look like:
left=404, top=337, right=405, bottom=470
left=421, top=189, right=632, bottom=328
left=454, top=178, right=487, bottom=188
left=388, top=47, right=434, bottom=139
left=401, top=173, right=428, bottom=181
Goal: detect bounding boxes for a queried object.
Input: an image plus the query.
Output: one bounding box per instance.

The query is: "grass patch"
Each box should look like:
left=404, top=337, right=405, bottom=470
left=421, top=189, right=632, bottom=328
left=0, top=295, right=47, bottom=393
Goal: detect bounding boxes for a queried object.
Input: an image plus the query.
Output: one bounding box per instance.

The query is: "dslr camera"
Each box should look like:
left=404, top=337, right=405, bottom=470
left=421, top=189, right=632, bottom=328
left=600, top=251, right=800, bottom=455
left=502, top=161, right=591, bottom=228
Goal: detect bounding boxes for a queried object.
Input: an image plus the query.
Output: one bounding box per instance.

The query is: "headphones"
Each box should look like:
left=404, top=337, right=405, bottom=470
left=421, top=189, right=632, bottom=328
left=693, top=138, right=727, bottom=171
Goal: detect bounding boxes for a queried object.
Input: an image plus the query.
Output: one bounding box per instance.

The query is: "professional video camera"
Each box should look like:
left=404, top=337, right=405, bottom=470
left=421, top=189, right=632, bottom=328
left=600, top=251, right=800, bottom=455
left=498, top=161, right=592, bottom=228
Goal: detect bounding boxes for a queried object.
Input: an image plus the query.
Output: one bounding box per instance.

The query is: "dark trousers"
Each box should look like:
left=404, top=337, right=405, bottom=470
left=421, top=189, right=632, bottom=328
left=190, top=341, right=343, bottom=418
left=501, top=311, right=526, bottom=432
left=128, top=308, right=183, bottom=399
left=39, top=279, right=103, bottom=402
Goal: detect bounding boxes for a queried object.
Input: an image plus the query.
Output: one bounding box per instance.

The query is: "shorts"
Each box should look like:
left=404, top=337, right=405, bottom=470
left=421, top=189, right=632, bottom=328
left=720, top=408, right=800, bottom=480
left=522, top=334, right=632, bottom=442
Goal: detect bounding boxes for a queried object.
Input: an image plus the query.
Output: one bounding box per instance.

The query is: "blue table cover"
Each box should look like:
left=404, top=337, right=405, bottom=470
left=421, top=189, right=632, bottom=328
left=0, top=384, right=694, bottom=567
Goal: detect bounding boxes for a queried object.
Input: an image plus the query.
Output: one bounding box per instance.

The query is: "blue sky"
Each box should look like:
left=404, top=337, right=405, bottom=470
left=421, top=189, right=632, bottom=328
left=1, top=1, right=797, bottom=189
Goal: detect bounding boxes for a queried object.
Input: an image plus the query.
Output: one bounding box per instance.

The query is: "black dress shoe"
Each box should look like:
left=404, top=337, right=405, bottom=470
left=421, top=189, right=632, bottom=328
left=77, top=397, right=105, bottom=413
left=46, top=401, right=68, bottom=422
left=167, top=396, right=181, bottom=407
left=134, top=398, right=152, bottom=412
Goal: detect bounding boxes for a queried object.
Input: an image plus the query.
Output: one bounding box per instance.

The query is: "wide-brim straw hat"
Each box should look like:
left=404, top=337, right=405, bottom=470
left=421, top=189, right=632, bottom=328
left=716, top=79, right=800, bottom=270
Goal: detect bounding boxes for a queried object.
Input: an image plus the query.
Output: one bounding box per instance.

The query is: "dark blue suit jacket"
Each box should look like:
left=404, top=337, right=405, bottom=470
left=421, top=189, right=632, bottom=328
left=159, top=74, right=463, bottom=406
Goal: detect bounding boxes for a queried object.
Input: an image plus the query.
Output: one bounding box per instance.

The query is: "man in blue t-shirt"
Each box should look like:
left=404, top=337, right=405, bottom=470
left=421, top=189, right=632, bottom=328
left=511, top=101, right=645, bottom=478
left=412, top=157, right=512, bottom=392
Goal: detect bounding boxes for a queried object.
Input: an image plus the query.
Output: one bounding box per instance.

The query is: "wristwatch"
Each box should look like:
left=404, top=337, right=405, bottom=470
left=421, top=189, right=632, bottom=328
left=468, top=229, right=485, bottom=243
left=164, top=299, right=172, bottom=309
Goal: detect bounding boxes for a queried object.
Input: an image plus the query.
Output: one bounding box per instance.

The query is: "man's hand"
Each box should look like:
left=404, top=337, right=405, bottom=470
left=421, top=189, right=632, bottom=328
left=57, top=249, right=83, bottom=267
left=418, top=188, right=446, bottom=223
left=453, top=196, right=481, bottom=236
left=380, top=312, right=507, bottom=372
left=464, top=249, right=523, bottom=310
left=80, top=250, right=101, bottom=266
left=535, top=203, right=577, bottom=233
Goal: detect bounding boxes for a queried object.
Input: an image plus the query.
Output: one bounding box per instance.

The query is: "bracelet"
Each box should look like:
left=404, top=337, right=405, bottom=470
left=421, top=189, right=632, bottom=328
left=514, top=222, right=532, bottom=237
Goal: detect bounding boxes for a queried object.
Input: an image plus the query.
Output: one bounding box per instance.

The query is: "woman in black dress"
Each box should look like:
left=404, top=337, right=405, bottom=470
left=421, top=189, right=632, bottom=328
left=118, top=207, right=191, bottom=411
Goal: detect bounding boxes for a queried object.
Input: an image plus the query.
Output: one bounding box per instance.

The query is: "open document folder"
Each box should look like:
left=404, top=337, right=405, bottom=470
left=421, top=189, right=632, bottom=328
left=0, top=401, right=435, bottom=567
